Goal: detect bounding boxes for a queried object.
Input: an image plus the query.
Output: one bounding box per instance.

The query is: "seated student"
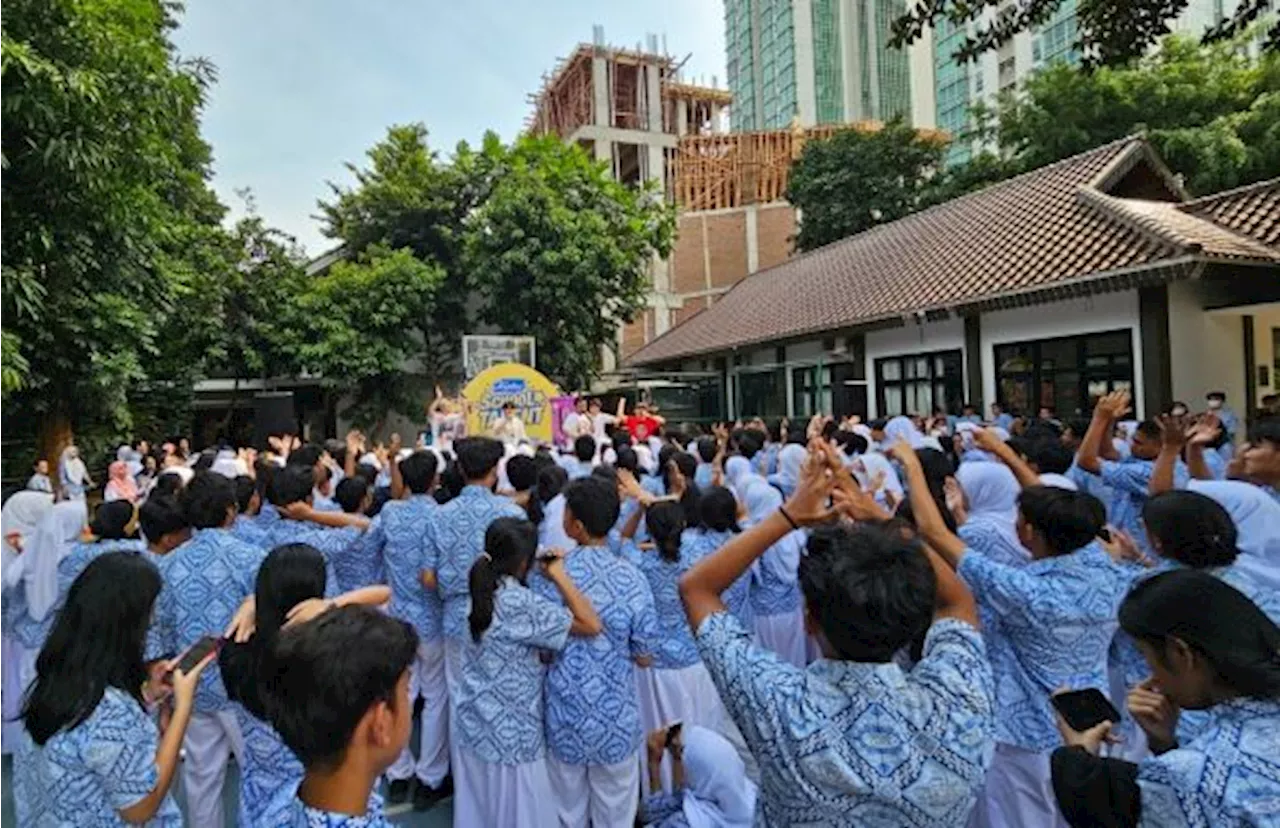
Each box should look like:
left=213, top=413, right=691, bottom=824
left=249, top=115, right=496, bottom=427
left=261, top=605, right=418, bottom=827
left=220, top=544, right=390, bottom=827
left=453, top=517, right=601, bottom=827
left=230, top=474, right=270, bottom=548
left=262, top=464, right=369, bottom=596
left=533, top=477, right=660, bottom=828
left=895, top=440, right=1131, bottom=827
left=16, top=552, right=215, bottom=826
left=640, top=724, right=756, bottom=828
left=680, top=440, right=995, bottom=826
left=1052, top=570, right=1280, bottom=828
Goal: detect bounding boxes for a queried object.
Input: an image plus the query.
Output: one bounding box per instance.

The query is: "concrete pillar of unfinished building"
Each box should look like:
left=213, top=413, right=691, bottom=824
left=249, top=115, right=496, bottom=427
left=676, top=99, right=689, bottom=136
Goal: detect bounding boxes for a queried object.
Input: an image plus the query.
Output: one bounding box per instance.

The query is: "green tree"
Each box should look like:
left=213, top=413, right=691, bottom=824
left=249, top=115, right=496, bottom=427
left=463, top=135, right=676, bottom=390
left=786, top=121, right=947, bottom=252
left=1, top=0, right=224, bottom=454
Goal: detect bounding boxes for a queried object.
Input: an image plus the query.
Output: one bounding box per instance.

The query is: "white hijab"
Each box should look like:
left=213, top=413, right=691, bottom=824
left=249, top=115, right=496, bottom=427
left=24, top=499, right=88, bottom=621
left=681, top=725, right=757, bottom=828
left=1, top=491, right=54, bottom=590
left=60, top=445, right=87, bottom=486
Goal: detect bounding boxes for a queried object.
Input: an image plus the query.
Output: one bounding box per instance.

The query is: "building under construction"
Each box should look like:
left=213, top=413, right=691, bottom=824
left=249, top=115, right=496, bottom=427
left=528, top=31, right=916, bottom=365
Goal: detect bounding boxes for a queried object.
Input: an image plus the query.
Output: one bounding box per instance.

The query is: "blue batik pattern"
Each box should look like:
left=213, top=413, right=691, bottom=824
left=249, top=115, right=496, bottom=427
left=380, top=496, right=438, bottom=638
left=533, top=544, right=660, bottom=766
left=957, top=544, right=1128, bottom=751
left=1096, top=457, right=1187, bottom=557
left=427, top=486, right=525, bottom=640
left=682, top=530, right=753, bottom=631
left=13, top=687, right=183, bottom=827
left=749, top=530, right=804, bottom=617
left=695, top=611, right=995, bottom=827
left=332, top=515, right=386, bottom=593
left=288, top=793, right=389, bottom=827
left=958, top=522, right=1028, bottom=569
left=632, top=546, right=701, bottom=670
left=455, top=579, right=572, bottom=764
left=640, top=791, right=689, bottom=827
left=231, top=515, right=271, bottom=548
left=236, top=705, right=304, bottom=828
left=155, top=528, right=264, bottom=713
left=1136, top=698, right=1280, bottom=828
left=264, top=518, right=357, bottom=599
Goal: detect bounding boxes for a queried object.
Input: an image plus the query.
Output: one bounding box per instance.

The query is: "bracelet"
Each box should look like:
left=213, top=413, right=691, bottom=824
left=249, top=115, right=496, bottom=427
left=778, top=506, right=800, bottom=531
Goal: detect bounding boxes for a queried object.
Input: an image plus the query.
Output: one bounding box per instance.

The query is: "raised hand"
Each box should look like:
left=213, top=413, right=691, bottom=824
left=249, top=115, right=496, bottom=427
left=780, top=440, right=836, bottom=526
left=1100, top=526, right=1149, bottom=567
left=1156, top=414, right=1189, bottom=448
left=1186, top=412, right=1221, bottom=447
left=1127, top=679, right=1179, bottom=753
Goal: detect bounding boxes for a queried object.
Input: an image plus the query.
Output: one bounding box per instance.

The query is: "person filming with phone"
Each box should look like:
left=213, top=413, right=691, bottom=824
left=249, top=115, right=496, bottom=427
left=14, top=552, right=216, bottom=826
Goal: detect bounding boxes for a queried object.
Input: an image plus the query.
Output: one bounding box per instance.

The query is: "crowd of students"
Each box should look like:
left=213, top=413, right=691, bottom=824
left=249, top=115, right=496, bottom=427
left=1, top=387, right=1278, bottom=827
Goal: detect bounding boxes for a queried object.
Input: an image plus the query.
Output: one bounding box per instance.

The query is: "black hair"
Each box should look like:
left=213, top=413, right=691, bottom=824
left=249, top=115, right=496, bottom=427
left=1017, top=486, right=1105, bottom=556
left=1206, top=391, right=1227, bottom=401
left=666, top=452, right=702, bottom=528
left=1142, top=490, right=1238, bottom=568
left=192, top=452, right=215, bottom=473
left=151, top=472, right=185, bottom=499
left=646, top=501, right=687, bottom=563
left=355, top=463, right=379, bottom=486
left=590, top=464, right=619, bottom=489
left=289, top=444, right=323, bottom=470
left=221, top=544, right=328, bottom=720
left=437, top=457, right=465, bottom=503
left=695, top=436, right=718, bottom=463
left=399, top=451, right=438, bottom=495
left=563, top=477, right=620, bottom=539
left=181, top=470, right=237, bottom=530
left=1249, top=417, right=1280, bottom=447
left=324, top=439, right=346, bottom=468
left=21, top=552, right=162, bottom=744
left=614, top=446, right=639, bottom=474
left=657, top=445, right=678, bottom=475
left=1062, top=417, right=1091, bottom=440
left=767, top=421, right=785, bottom=443
left=1025, top=438, right=1074, bottom=474
left=573, top=435, right=597, bottom=463
left=507, top=456, right=545, bottom=525
left=89, top=500, right=135, bottom=540
left=139, top=495, right=187, bottom=543
left=1023, top=421, right=1063, bottom=441
left=730, top=428, right=764, bottom=460
left=536, top=465, right=568, bottom=511
left=455, top=438, right=505, bottom=482
left=255, top=459, right=275, bottom=505
left=334, top=477, right=370, bottom=514
left=270, top=464, right=315, bottom=508
left=799, top=522, right=936, bottom=662
left=469, top=517, right=539, bottom=642
left=868, top=418, right=889, bottom=432
left=315, top=464, right=333, bottom=486
left=698, top=486, right=741, bottom=534
left=1135, top=420, right=1161, bottom=441
left=834, top=431, right=868, bottom=456
left=261, top=605, right=418, bottom=771
left=1120, top=569, right=1280, bottom=699
left=612, top=430, right=632, bottom=452
left=820, top=420, right=839, bottom=441
left=895, top=448, right=958, bottom=533
left=234, top=475, right=257, bottom=514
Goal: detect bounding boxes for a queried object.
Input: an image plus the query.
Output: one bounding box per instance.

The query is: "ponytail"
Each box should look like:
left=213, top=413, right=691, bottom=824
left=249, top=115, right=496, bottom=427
left=470, top=517, right=540, bottom=642
left=646, top=501, right=687, bottom=564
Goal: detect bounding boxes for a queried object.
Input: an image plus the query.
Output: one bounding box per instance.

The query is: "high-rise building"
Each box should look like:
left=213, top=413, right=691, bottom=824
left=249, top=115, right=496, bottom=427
left=725, top=0, right=923, bottom=131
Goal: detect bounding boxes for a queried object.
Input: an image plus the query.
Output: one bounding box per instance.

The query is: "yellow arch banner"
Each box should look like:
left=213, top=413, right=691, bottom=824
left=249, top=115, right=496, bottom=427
left=462, top=362, right=560, bottom=444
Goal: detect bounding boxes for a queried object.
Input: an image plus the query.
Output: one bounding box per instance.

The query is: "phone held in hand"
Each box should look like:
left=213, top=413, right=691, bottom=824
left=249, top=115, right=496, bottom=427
left=1052, top=688, right=1121, bottom=732
left=167, top=635, right=224, bottom=680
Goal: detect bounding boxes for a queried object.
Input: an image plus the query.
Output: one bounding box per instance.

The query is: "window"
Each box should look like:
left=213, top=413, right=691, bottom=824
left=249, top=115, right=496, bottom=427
left=875, top=350, right=965, bottom=417
left=994, top=330, right=1133, bottom=417
left=737, top=369, right=787, bottom=418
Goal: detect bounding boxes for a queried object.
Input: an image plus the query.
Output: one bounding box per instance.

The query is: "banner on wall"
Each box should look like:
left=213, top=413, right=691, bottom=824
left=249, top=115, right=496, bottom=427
left=550, top=396, right=579, bottom=447
left=463, top=362, right=561, bottom=445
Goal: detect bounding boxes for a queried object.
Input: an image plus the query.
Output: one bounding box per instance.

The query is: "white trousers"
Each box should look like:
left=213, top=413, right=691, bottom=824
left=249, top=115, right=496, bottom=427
left=546, top=753, right=639, bottom=828
left=453, top=748, right=557, bottom=828
left=966, top=742, right=1067, bottom=828
left=388, top=637, right=450, bottom=787
left=182, top=709, right=244, bottom=828
left=754, top=609, right=808, bottom=669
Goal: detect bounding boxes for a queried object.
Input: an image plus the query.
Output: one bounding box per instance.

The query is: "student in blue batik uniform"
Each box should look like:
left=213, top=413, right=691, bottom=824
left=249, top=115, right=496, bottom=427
left=693, top=436, right=718, bottom=491
left=15, top=552, right=215, bottom=827
left=379, top=450, right=455, bottom=811
left=680, top=439, right=996, bottom=827
left=533, top=476, right=661, bottom=827
left=453, top=517, right=602, bottom=828
left=331, top=476, right=385, bottom=591
left=221, top=544, right=392, bottom=827
left=423, top=437, right=526, bottom=701
left=559, top=435, right=598, bottom=481
left=1052, top=569, right=1280, bottom=828
left=261, top=464, right=369, bottom=595
left=152, top=471, right=267, bottom=828
left=895, top=441, right=1130, bottom=828
left=955, top=461, right=1030, bottom=568
left=10, top=499, right=87, bottom=692
left=683, top=487, right=753, bottom=632
left=261, top=605, right=417, bottom=828
left=231, top=474, right=271, bottom=547
left=740, top=475, right=808, bottom=669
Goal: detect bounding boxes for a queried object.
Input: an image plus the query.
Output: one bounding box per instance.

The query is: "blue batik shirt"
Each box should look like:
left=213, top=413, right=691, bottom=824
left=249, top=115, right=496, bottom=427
left=378, top=495, right=441, bottom=640
left=231, top=514, right=271, bottom=548
left=958, top=522, right=1029, bottom=569
left=749, top=530, right=804, bottom=618
left=631, top=546, right=702, bottom=670
left=958, top=543, right=1128, bottom=751
left=13, top=687, right=183, bottom=827
left=456, top=578, right=572, bottom=764
left=11, top=539, right=146, bottom=651
left=333, top=515, right=385, bottom=593
left=237, top=705, right=304, bottom=828
left=1093, top=457, right=1187, bottom=556
left=641, top=792, right=690, bottom=827
left=694, top=463, right=714, bottom=490
left=263, top=515, right=357, bottom=599
left=1136, top=698, right=1280, bottom=827
left=682, top=530, right=753, bottom=630
left=155, top=528, right=264, bottom=713
left=288, top=793, right=389, bottom=828
left=427, top=485, right=526, bottom=641
left=534, top=543, right=660, bottom=766
left=696, top=611, right=995, bottom=827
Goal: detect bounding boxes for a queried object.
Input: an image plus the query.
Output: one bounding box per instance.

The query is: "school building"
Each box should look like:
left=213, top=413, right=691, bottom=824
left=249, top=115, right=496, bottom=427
left=623, top=136, right=1280, bottom=427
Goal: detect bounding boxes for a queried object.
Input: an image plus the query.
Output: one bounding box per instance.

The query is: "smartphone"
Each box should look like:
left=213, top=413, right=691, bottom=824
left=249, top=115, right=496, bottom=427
left=169, top=636, right=224, bottom=677
left=664, top=721, right=683, bottom=749
left=1052, top=688, right=1121, bottom=732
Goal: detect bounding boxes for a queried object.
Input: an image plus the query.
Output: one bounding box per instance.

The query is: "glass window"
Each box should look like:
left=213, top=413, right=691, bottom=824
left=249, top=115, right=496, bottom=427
left=876, top=349, right=965, bottom=417
left=737, top=369, right=787, bottom=418
left=995, top=330, right=1134, bottom=417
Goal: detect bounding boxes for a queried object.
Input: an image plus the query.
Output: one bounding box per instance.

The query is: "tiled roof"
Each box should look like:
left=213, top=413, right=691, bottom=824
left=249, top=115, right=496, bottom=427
left=1178, top=179, right=1280, bottom=247
left=626, top=138, right=1280, bottom=367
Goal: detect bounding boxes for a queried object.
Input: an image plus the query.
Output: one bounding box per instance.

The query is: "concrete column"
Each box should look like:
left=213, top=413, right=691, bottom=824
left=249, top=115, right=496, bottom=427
left=745, top=204, right=760, bottom=273
left=646, top=143, right=664, bottom=184
left=594, top=138, right=612, bottom=165
left=710, top=103, right=722, bottom=133
left=646, top=63, right=664, bottom=132
left=592, top=56, right=610, bottom=127
left=676, top=99, right=689, bottom=136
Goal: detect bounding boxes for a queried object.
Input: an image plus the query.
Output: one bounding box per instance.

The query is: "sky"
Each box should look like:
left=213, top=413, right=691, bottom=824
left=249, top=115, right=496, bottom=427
left=173, top=0, right=727, bottom=257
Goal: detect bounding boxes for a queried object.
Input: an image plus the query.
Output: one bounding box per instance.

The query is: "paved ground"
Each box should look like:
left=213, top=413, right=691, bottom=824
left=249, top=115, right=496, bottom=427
left=1, top=753, right=454, bottom=826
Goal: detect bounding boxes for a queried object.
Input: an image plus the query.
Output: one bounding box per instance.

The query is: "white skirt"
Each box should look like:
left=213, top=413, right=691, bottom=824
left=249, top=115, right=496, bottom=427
left=754, top=608, right=808, bottom=669
left=636, top=662, right=723, bottom=736
left=452, top=747, right=557, bottom=828
left=966, top=742, right=1067, bottom=828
